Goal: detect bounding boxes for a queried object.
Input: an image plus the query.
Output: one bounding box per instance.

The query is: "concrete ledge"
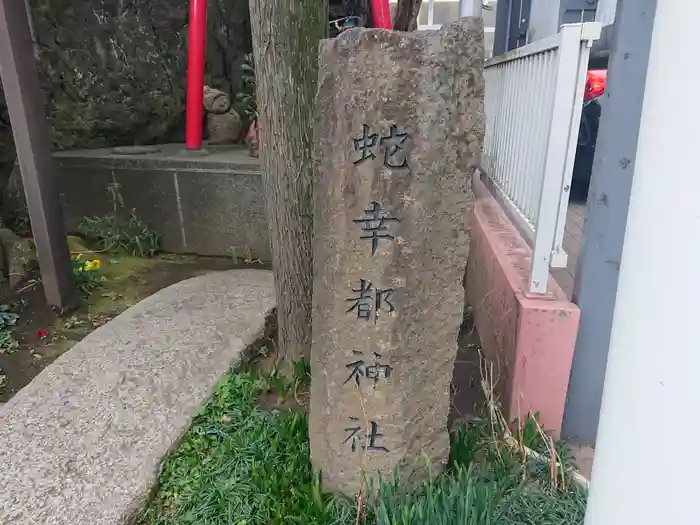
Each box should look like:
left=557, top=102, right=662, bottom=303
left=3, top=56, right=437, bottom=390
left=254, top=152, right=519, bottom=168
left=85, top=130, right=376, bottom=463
left=0, top=270, right=275, bottom=525
left=465, top=188, right=580, bottom=435
left=54, top=144, right=270, bottom=261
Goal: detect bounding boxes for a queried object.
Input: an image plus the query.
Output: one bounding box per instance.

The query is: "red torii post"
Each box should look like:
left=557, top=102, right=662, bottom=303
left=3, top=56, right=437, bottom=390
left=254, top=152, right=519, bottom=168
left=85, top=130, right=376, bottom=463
left=185, top=0, right=208, bottom=150
left=371, top=0, right=393, bottom=28
left=184, top=0, right=393, bottom=150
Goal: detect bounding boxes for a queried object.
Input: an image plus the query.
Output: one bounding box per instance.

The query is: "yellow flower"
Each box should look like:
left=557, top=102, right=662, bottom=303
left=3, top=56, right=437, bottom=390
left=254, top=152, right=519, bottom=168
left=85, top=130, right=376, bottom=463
left=83, top=260, right=101, bottom=272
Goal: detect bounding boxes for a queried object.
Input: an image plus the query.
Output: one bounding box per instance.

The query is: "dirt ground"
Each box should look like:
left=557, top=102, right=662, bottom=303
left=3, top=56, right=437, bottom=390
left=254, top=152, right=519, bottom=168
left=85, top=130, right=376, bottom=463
left=0, top=250, right=270, bottom=403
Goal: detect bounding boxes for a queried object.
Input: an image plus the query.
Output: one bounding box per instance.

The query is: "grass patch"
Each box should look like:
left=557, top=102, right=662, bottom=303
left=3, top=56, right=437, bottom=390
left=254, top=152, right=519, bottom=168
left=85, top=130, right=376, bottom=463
left=139, top=365, right=587, bottom=525
left=139, top=371, right=354, bottom=525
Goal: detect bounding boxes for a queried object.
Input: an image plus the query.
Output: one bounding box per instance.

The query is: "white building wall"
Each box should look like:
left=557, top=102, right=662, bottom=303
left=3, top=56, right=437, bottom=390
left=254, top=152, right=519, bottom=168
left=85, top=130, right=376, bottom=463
left=584, top=0, right=700, bottom=523
left=595, top=0, right=617, bottom=26
left=528, top=0, right=562, bottom=41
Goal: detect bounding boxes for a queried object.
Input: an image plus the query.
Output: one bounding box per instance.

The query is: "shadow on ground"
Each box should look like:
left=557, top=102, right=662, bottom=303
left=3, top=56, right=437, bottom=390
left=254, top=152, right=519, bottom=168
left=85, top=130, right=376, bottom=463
left=448, top=308, right=483, bottom=432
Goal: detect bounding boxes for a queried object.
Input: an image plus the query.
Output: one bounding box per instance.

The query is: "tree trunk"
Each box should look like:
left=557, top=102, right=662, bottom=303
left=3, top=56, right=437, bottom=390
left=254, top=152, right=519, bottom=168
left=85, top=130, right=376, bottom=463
left=393, top=0, right=423, bottom=31
left=249, top=0, right=327, bottom=366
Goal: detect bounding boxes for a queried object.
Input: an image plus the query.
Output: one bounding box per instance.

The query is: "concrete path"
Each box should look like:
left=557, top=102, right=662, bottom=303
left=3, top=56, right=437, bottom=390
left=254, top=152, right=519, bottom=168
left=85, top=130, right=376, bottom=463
left=0, top=269, right=275, bottom=525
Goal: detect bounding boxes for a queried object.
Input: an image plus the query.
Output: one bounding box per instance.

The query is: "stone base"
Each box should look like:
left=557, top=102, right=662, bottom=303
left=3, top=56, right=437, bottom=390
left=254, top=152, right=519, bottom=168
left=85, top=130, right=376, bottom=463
left=178, top=147, right=211, bottom=157
left=54, top=144, right=270, bottom=260
left=465, top=177, right=580, bottom=436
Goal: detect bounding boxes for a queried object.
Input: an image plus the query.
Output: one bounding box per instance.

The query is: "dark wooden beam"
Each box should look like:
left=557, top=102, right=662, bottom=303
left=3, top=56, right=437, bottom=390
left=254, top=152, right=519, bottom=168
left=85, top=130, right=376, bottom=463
left=0, top=0, right=74, bottom=308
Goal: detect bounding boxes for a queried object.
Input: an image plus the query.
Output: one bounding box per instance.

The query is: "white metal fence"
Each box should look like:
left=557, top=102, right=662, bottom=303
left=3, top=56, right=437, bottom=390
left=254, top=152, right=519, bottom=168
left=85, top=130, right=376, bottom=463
left=482, top=22, right=600, bottom=293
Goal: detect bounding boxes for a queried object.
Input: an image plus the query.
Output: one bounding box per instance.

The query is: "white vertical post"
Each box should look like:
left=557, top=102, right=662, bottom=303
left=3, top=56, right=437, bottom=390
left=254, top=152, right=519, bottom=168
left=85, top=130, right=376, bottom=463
left=427, top=0, right=435, bottom=26
left=584, top=1, right=700, bottom=524
left=528, top=24, right=584, bottom=294
left=459, top=0, right=482, bottom=18
left=551, top=24, right=599, bottom=267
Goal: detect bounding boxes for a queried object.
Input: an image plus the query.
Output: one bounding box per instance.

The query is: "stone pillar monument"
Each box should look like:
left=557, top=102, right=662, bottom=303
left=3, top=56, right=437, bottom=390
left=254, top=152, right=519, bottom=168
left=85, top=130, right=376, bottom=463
left=310, top=20, right=485, bottom=495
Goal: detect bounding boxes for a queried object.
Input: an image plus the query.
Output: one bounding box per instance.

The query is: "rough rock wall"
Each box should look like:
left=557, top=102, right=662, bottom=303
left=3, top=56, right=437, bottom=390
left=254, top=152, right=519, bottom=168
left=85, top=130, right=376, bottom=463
left=0, top=0, right=251, bottom=155
left=205, top=0, right=254, bottom=106
left=31, top=0, right=189, bottom=149
left=0, top=0, right=252, bottom=214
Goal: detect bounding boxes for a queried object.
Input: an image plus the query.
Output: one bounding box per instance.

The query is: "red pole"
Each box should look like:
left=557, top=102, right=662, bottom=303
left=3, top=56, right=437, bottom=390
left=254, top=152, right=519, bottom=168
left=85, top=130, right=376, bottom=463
left=185, top=0, right=207, bottom=150
left=371, top=0, right=392, bottom=29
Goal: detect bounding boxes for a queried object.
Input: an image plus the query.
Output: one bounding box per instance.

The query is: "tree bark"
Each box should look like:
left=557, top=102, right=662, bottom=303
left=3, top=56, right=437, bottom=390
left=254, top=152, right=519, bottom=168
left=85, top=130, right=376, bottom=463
left=249, top=0, right=327, bottom=366
left=393, top=0, right=423, bottom=31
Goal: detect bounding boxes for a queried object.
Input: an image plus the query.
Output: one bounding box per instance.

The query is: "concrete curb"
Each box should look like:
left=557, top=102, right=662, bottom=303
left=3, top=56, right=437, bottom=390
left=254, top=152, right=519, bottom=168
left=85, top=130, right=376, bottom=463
left=0, top=269, right=275, bottom=525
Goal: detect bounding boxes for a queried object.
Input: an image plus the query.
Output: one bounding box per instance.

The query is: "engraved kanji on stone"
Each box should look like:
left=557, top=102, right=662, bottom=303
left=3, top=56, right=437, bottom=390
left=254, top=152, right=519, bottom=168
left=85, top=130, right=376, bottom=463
left=365, top=421, right=389, bottom=452
left=343, top=417, right=362, bottom=452
left=344, top=351, right=393, bottom=386
left=380, top=124, right=411, bottom=169
left=353, top=201, right=400, bottom=255
left=345, top=279, right=395, bottom=321
left=353, top=124, right=378, bottom=164
left=343, top=418, right=389, bottom=452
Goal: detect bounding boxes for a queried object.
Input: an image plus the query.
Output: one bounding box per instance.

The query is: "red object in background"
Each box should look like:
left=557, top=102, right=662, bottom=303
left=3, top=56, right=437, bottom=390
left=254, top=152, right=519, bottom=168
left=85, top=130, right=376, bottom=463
left=585, top=69, right=607, bottom=101
left=371, top=0, right=392, bottom=29
left=246, top=121, right=259, bottom=158
left=186, top=0, right=208, bottom=150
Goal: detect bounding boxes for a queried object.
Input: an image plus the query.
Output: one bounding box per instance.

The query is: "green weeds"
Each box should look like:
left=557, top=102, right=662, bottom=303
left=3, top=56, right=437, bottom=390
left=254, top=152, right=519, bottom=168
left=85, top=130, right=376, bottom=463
left=140, top=364, right=586, bottom=525
left=0, top=303, right=19, bottom=354
left=373, top=417, right=587, bottom=525
left=235, top=53, right=257, bottom=120
left=79, top=182, right=160, bottom=258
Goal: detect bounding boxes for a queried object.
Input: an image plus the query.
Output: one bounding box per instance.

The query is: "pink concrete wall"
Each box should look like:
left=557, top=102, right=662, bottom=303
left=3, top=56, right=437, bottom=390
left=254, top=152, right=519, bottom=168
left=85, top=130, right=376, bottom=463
left=466, top=180, right=580, bottom=435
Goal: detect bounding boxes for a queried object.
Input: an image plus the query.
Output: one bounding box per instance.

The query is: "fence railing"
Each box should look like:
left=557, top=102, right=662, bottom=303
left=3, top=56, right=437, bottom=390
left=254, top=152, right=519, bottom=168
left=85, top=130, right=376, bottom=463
left=481, top=22, right=601, bottom=294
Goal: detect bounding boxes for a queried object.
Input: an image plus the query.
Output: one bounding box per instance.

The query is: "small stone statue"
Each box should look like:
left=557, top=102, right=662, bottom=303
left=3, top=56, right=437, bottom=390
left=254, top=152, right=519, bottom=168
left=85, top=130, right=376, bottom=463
left=203, top=86, right=243, bottom=145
